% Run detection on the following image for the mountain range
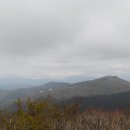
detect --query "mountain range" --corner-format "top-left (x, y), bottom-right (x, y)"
top-left (1, 75), bottom-right (130, 110)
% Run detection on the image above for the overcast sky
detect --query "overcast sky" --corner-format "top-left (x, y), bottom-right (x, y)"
top-left (0, 0), bottom-right (130, 80)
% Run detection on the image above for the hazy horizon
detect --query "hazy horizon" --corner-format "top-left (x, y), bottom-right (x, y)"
top-left (0, 75), bottom-right (129, 90)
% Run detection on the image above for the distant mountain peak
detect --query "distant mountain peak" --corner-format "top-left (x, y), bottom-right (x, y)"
top-left (98, 75), bottom-right (121, 80)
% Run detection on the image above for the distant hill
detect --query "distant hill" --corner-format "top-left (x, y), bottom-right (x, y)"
top-left (0, 82), bottom-right (70, 109)
top-left (38, 76), bottom-right (130, 100)
top-left (1, 75), bottom-right (130, 110)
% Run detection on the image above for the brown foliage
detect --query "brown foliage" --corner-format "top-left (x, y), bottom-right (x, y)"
top-left (0, 99), bottom-right (130, 130)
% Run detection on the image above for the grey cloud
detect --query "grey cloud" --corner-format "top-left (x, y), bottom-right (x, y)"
top-left (0, 0), bottom-right (130, 79)
top-left (0, 0), bottom-right (81, 56)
